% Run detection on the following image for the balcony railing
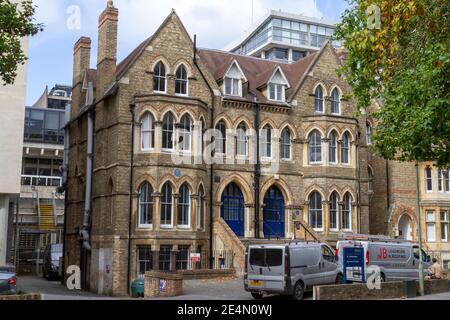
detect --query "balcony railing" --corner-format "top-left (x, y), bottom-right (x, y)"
top-left (21, 175), bottom-right (62, 187)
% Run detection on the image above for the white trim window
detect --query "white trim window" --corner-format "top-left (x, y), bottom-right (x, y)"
top-left (261, 125), bottom-right (272, 158)
top-left (329, 192), bottom-right (339, 231)
top-left (445, 168), bottom-right (450, 192)
top-left (331, 88), bottom-right (341, 114)
top-left (368, 167), bottom-right (374, 193)
top-left (342, 193), bottom-right (352, 231)
top-left (175, 65), bottom-right (188, 96)
top-left (140, 113), bottom-right (155, 151)
top-left (224, 77), bottom-right (241, 96)
top-left (138, 182), bottom-right (153, 228)
top-left (426, 211), bottom-right (436, 242)
top-left (177, 184), bottom-right (190, 228)
top-left (162, 112), bottom-right (175, 151)
top-left (269, 83), bottom-right (285, 102)
top-left (341, 132), bottom-right (350, 164)
top-left (366, 122), bottom-right (372, 145)
top-left (236, 122), bottom-right (248, 157)
top-left (308, 130), bottom-right (322, 164)
top-left (215, 121), bottom-right (227, 155)
top-left (441, 211), bottom-right (449, 242)
top-left (309, 191), bottom-right (323, 231)
top-left (425, 167), bottom-right (433, 192)
top-left (314, 85), bottom-right (324, 112)
top-left (178, 114), bottom-right (192, 153)
top-left (153, 61), bottom-right (167, 93)
top-left (438, 168), bottom-right (444, 192)
top-left (160, 183), bottom-right (173, 228)
top-left (328, 131), bottom-right (337, 164)
top-left (280, 128), bottom-right (292, 160)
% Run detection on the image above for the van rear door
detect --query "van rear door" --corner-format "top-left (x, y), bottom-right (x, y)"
top-left (247, 247), bottom-right (266, 290)
top-left (263, 248), bottom-right (285, 291)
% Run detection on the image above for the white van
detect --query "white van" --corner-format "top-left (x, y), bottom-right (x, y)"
top-left (336, 234), bottom-right (432, 282)
top-left (244, 242), bottom-right (342, 300)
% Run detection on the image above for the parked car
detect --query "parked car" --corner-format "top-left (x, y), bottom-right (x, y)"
top-left (336, 235), bottom-right (432, 282)
top-left (244, 242), bottom-right (342, 300)
top-left (0, 266), bottom-right (17, 294)
top-left (43, 243), bottom-right (63, 281)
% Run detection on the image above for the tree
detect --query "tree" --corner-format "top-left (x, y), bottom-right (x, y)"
top-left (0, 0), bottom-right (42, 85)
top-left (333, 0), bottom-right (450, 166)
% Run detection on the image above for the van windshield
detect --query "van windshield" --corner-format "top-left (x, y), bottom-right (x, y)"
top-left (249, 249), bottom-right (283, 267)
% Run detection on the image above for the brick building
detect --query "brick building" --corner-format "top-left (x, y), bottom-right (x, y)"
top-left (65, 1), bottom-right (371, 296)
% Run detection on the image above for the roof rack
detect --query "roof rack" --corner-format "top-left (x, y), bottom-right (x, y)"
top-left (338, 233), bottom-right (418, 244)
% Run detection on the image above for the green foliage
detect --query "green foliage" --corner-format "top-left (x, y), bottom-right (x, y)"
top-left (0, 0), bottom-right (43, 85)
top-left (334, 0), bottom-right (450, 166)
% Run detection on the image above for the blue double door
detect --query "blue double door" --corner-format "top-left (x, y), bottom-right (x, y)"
top-left (263, 186), bottom-right (285, 238)
top-left (221, 183), bottom-right (285, 238)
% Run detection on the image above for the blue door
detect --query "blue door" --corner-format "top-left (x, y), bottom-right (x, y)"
top-left (221, 183), bottom-right (245, 237)
top-left (263, 186), bottom-right (285, 238)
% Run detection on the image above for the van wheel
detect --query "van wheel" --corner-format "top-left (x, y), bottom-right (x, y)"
top-left (335, 274), bottom-right (344, 284)
top-left (293, 282), bottom-right (305, 300)
top-left (251, 293), bottom-right (263, 300)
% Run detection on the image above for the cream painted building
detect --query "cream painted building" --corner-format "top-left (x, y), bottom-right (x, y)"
top-left (0, 32), bottom-right (29, 265)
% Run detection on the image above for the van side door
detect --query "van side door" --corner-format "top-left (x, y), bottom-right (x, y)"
top-left (320, 245), bottom-right (338, 284)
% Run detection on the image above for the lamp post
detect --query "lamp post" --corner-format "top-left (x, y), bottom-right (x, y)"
top-left (415, 161), bottom-right (425, 296)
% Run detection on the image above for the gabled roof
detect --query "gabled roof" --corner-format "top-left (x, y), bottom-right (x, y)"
top-left (116, 36), bottom-right (153, 80)
top-left (197, 47), bottom-right (320, 104)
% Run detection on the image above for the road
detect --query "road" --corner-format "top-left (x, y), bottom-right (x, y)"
top-left (18, 275), bottom-right (312, 300)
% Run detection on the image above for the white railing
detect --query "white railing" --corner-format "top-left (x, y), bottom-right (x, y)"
top-left (21, 175), bottom-right (63, 187)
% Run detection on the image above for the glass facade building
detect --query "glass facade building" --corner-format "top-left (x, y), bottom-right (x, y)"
top-left (24, 107), bottom-right (65, 144)
top-left (229, 12), bottom-right (341, 63)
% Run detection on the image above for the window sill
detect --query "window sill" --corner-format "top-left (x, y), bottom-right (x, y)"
top-left (175, 93), bottom-right (189, 97)
top-left (160, 225), bottom-right (173, 229)
top-left (154, 91), bottom-right (167, 95)
top-left (137, 225), bottom-right (153, 230)
top-left (177, 225), bottom-right (191, 230)
top-left (140, 149), bottom-right (155, 153)
top-left (162, 149), bottom-right (175, 154)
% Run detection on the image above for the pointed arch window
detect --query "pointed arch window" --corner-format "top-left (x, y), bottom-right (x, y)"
top-left (331, 88), bottom-right (340, 114)
top-left (160, 183), bottom-right (173, 227)
top-left (140, 113), bottom-right (155, 151)
top-left (138, 182), bottom-right (153, 227)
top-left (281, 128), bottom-right (292, 160)
top-left (215, 121), bottom-right (227, 155)
top-left (153, 61), bottom-right (167, 93)
top-left (309, 191), bottom-right (323, 230)
top-left (175, 65), bottom-right (188, 95)
top-left (368, 167), bottom-right (374, 193)
top-left (162, 112), bottom-right (175, 151)
top-left (315, 85), bottom-right (324, 112)
top-left (261, 125), bottom-right (272, 158)
top-left (343, 193), bottom-right (352, 231)
top-left (236, 122), bottom-right (248, 157)
top-left (341, 132), bottom-right (350, 164)
top-left (308, 130), bottom-right (322, 163)
top-left (329, 192), bottom-right (339, 231)
top-left (328, 131), bottom-right (337, 163)
top-left (366, 122), bottom-right (372, 145)
top-left (177, 184), bottom-right (190, 227)
top-left (178, 114), bottom-right (192, 152)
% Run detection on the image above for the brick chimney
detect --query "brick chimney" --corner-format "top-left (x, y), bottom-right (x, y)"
top-left (97, 0), bottom-right (118, 98)
top-left (72, 37), bottom-right (91, 118)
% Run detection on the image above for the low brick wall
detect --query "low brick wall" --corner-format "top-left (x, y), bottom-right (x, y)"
top-left (177, 269), bottom-right (236, 280)
top-left (0, 293), bottom-right (42, 301)
top-left (313, 279), bottom-right (450, 300)
top-left (144, 271), bottom-right (183, 298)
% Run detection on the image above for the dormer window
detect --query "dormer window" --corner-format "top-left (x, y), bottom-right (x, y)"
top-left (223, 61), bottom-right (245, 97)
top-left (267, 68), bottom-right (289, 102)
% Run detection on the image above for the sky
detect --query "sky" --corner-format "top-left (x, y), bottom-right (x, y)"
top-left (26, 0), bottom-right (348, 105)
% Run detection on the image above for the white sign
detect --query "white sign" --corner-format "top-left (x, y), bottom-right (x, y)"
top-left (190, 253), bottom-right (201, 263)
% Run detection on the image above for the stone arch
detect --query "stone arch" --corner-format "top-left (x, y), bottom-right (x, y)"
top-left (305, 125), bottom-right (326, 140)
top-left (260, 118), bottom-right (277, 130)
top-left (341, 186), bottom-right (357, 202)
top-left (329, 84), bottom-right (343, 97)
top-left (161, 108), bottom-right (177, 123)
top-left (312, 81), bottom-right (328, 97)
top-left (304, 185), bottom-right (326, 201)
top-left (233, 115), bottom-right (253, 130)
top-left (391, 205), bottom-right (417, 240)
top-left (173, 59), bottom-right (192, 77)
top-left (157, 175), bottom-right (177, 193)
top-left (179, 110), bottom-right (196, 124)
top-left (151, 57), bottom-right (171, 75)
top-left (279, 122), bottom-right (298, 140)
top-left (339, 129), bottom-right (356, 142)
top-left (260, 178), bottom-right (294, 206)
top-left (327, 126), bottom-right (341, 139)
top-left (216, 174), bottom-right (253, 204)
top-left (214, 114), bottom-right (233, 129)
top-left (176, 176), bottom-right (195, 193)
top-left (137, 108), bottom-right (157, 123)
top-left (134, 174), bottom-right (157, 193)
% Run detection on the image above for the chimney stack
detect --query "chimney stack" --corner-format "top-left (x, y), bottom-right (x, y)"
top-left (72, 36), bottom-right (91, 118)
top-left (97, 0), bottom-right (118, 97)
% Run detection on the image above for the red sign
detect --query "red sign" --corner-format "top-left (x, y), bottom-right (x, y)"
top-left (190, 253), bottom-right (201, 263)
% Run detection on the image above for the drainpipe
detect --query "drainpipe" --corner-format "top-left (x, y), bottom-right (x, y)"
top-left (251, 94), bottom-right (261, 239)
top-left (80, 109), bottom-right (94, 288)
top-left (60, 103), bottom-right (70, 285)
top-left (127, 102), bottom-right (136, 295)
top-left (356, 130), bottom-right (361, 233)
top-left (193, 35), bottom-right (215, 268)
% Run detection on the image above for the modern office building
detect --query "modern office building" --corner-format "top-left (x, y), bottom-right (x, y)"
top-left (12, 84), bottom-right (70, 273)
top-left (225, 10), bottom-right (340, 63)
top-left (0, 20), bottom-right (29, 266)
